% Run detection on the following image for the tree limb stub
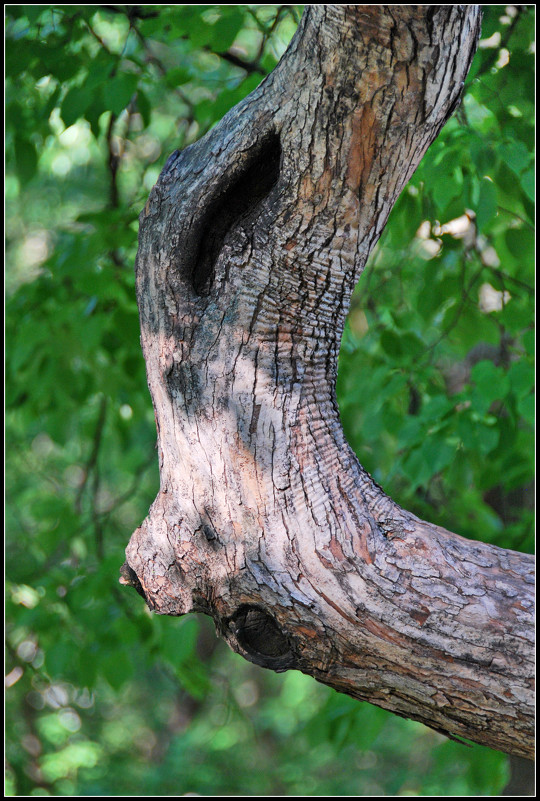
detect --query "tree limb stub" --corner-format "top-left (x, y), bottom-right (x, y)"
top-left (123, 6), bottom-right (534, 758)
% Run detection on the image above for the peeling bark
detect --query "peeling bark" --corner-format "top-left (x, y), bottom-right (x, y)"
top-left (122, 5), bottom-right (534, 758)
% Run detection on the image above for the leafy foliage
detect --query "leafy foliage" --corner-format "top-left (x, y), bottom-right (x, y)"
top-left (6, 5), bottom-right (533, 797)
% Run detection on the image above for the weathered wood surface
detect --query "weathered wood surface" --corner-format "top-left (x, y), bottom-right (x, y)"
top-left (122, 6), bottom-right (534, 758)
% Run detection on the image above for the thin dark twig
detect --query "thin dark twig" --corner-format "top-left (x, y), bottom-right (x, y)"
top-left (254, 5), bottom-right (289, 64)
top-left (106, 112), bottom-right (120, 209)
top-left (83, 17), bottom-right (113, 53)
top-left (39, 448), bottom-right (156, 573)
top-left (473, 7), bottom-right (524, 80)
top-left (128, 20), bottom-right (195, 112)
top-left (424, 262), bottom-right (485, 357)
top-left (75, 396), bottom-right (108, 514)
top-left (489, 266), bottom-right (533, 295)
top-left (101, 5), bottom-right (159, 20)
top-left (218, 50), bottom-right (266, 76)
top-left (91, 456), bottom-right (105, 560)
top-left (497, 206), bottom-right (534, 231)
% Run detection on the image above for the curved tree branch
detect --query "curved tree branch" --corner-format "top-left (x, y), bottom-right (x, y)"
top-left (122, 5), bottom-right (534, 758)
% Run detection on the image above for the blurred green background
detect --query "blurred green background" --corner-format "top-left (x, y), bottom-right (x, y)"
top-left (5, 5), bottom-right (534, 797)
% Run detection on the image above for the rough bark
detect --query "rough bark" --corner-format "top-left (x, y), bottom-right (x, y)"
top-left (121, 5), bottom-right (535, 759)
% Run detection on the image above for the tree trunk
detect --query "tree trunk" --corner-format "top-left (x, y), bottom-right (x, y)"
top-left (121, 5), bottom-right (534, 759)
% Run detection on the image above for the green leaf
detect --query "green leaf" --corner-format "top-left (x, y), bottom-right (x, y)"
top-left (420, 395), bottom-right (454, 421)
top-left (475, 177), bottom-right (497, 232)
top-left (398, 416), bottom-right (425, 447)
top-left (469, 140), bottom-right (497, 175)
top-left (186, 19), bottom-right (215, 49)
top-left (432, 169), bottom-right (462, 212)
top-left (174, 658), bottom-right (212, 699)
top-left (84, 53), bottom-right (115, 92)
top-left (6, 39), bottom-right (35, 78)
top-left (420, 437), bottom-right (456, 475)
top-left (101, 648), bottom-right (134, 690)
top-left (23, 6), bottom-right (46, 24)
top-left (505, 226), bottom-right (534, 267)
top-left (497, 140), bottom-right (531, 176)
top-left (380, 330), bottom-right (402, 358)
top-left (476, 424), bottom-right (500, 455)
top-left (102, 73), bottom-right (139, 115)
top-left (517, 393), bottom-right (534, 425)
top-left (210, 8), bottom-right (245, 52)
top-left (46, 640), bottom-right (76, 679)
top-left (498, 298), bottom-right (533, 334)
top-left (508, 360), bottom-right (534, 399)
top-left (165, 66), bottom-right (192, 87)
top-left (470, 360), bottom-right (510, 415)
top-left (13, 136), bottom-right (38, 185)
top-left (401, 447), bottom-right (431, 490)
top-left (61, 84), bottom-right (94, 128)
top-left (523, 329), bottom-right (534, 357)
top-left (520, 168), bottom-right (534, 201)
top-left (159, 616), bottom-right (199, 665)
